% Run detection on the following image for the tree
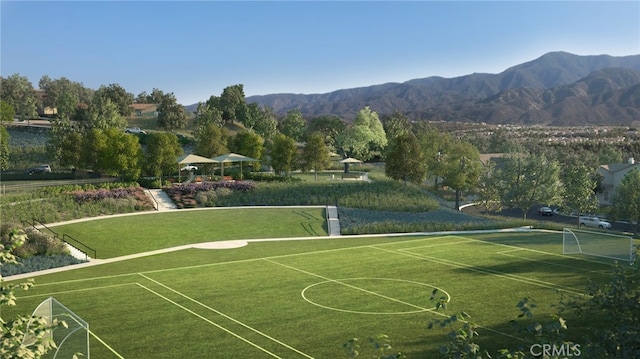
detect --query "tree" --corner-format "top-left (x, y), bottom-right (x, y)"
top-left (562, 164), bottom-right (599, 227)
top-left (88, 97), bottom-right (127, 129)
top-left (299, 133), bottom-right (330, 182)
top-left (135, 88), bottom-right (165, 104)
top-left (1, 228), bottom-right (64, 358)
top-left (611, 168), bottom-right (640, 235)
top-left (79, 128), bottom-right (108, 171)
top-left (0, 100), bottom-right (15, 123)
top-left (384, 132), bottom-right (426, 185)
top-left (99, 128), bottom-right (142, 180)
top-left (487, 152), bottom-right (563, 218)
top-left (441, 140), bottom-right (482, 211)
top-left (270, 134), bottom-right (298, 175)
top-left (341, 106), bottom-right (387, 160)
top-left (230, 131), bottom-right (264, 173)
top-left (213, 84), bottom-right (246, 124)
top-left (417, 127), bottom-right (453, 190)
top-left (38, 76), bottom-right (89, 120)
top-left (382, 110), bottom-right (411, 143)
top-left (244, 103), bottom-right (278, 141)
top-left (194, 102), bottom-right (224, 129)
top-left (0, 125), bottom-right (9, 170)
top-left (194, 123), bottom-right (229, 158)
top-left (93, 83), bottom-right (134, 117)
top-left (279, 109), bottom-right (306, 142)
top-left (144, 132), bottom-right (183, 180)
top-left (157, 93), bottom-right (187, 131)
top-left (0, 74), bottom-right (38, 121)
top-left (305, 115), bottom-right (347, 154)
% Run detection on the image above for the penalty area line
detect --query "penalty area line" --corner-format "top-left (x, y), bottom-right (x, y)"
top-left (90, 330), bottom-right (124, 359)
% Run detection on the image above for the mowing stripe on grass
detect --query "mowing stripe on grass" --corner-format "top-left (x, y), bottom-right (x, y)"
top-left (136, 282), bottom-right (284, 358)
top-left (377, 245), bottom-right (586, 296)
top-left (496, 250), bottom-right (611, 276)
top-left (138, 274), bottom-right (314, 359)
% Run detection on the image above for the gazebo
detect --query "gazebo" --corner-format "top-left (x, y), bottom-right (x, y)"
top-left (339, 157), bottom-right (363, 173)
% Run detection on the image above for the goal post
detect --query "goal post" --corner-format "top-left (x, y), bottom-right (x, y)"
top-left (23, 296), bottom-right (90, 358)
top-left (563, 228), bottom-right (635, 265)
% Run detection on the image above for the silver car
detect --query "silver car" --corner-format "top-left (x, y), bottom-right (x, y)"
top-left (579, 216), bottom-right (611, 229)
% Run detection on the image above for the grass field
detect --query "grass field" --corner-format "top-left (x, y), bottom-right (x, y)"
top-left (6, 214), bottom-right (626, 358)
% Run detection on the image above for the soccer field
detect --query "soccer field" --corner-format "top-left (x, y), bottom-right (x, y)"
top-left (7, 228), bottom-right (622, 358)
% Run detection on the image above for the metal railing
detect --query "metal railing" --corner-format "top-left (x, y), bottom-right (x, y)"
top-left (31, 218), bottom-right (96, 260)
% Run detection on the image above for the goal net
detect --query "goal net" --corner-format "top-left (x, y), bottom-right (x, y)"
top-left (23, 296), bottom-right (90, 358)
top-left (563, 228), bottom-right (635, 264)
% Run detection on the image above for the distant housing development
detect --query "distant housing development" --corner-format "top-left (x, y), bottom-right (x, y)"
top-left (597, 158), bottom-right (639, 205)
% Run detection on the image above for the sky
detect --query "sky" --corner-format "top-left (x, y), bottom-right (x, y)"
top-left (1, 1), bottom-right (639, 105)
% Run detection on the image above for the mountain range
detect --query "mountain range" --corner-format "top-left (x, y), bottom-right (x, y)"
top-left (244, 52), bottom-right (640, 126)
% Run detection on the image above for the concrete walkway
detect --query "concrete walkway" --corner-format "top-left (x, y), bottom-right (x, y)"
top-left (145, 188), bottom-right (177, 210)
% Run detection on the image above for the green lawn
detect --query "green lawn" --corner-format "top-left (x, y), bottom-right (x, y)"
top-left (48, 207), bottom-right (328, 258)
top-left (5, 227), bottom-right (620, 358)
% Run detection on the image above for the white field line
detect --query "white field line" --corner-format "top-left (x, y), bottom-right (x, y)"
top-left (17, 283), bottom-right (139, 300)
top-left (135, 282), bottom-right (284, 358)
top-left (138, 274), bottom-right (314, 359)
top-left (263, 258), bottom-right (438, 314)
top-left (372, 246), bottom-right (586, 296)
top-left (397, 239), bottom-right (475, 251)
top-left (264, 258), bottom-right (528, 343)
top-left (89, 330), bottom-right (125, 359)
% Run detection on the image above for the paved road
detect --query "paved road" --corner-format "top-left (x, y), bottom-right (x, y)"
top-left (461, 204), bottom-right (637, 235)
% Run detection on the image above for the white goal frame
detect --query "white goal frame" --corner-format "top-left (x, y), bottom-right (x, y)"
top-left (563, 228), bottom-right (635, 265)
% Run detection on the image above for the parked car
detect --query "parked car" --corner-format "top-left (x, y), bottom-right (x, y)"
top-left (537, 206), bottom-right (553, 216)
top-left (26, 164), bottom-right (52, 174)
top-left (125, 127), bottom-right (147, 134)
top-left (180, 164), bottom-right (198, 172)
top-left (579, 216), bottom-right (611, 229)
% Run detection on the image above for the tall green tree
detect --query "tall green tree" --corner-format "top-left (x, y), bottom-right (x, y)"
top-left (305, 115), bottom-right (347, 154)
top-left (441, 139), bottom-right (482, 211)
top-left (384, 132), bottom-right (426, 186)
top-left (144, 132), bottom-right (183, 180)
top-left (79, 128), bottom-right (108, 171)
top-left (0, 74), bottom-right (38, 121)
top-left (230, 131), bottom-right (264, 172)
top-left (215, 84), bottom-right (246, 124)
top-left (562, 164), bottom-right (599, 227)
top-left (194, 103), bottom-right (224, 129)
top-left (88, 97), bottom-right (127, 129)
top-left (93, 83), bottom-right (134, 117)
top-left (279, 109), bottom-right (306, 142)
top-left (382, 110), bottom-right (412, 143)
top-left (194, 123), bottom-right (229, 158)
top-left (489, 152), bottom-right (563, 218)
top-left (611, 168), bottom-right (640, 235)
top-left (270, 134), bottom-right (298, 175)
top-left (299, 133), bottom-right (330, 182)
top-left (417, 127), bottom-right (453, 190)
top-left (38, 76), bottom-right (89, 120)
top-left (341, 106), bottom-right (387, 160)
top-left (99, 128), bottom-right (142, 180)
top-left (135, 88), bottom-right (165, 104)
top-left (157, 93), bottom-right (187, 131)
top-left (0, 100), bottom-right (15, 123)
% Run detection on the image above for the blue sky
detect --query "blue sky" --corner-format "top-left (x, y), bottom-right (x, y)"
top-left (2, 1), bottom-right (639, 105)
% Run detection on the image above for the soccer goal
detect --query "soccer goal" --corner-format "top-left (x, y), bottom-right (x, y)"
top-left (23, 296), bottom-right (90, 358)
top-left (563, 228), bottom-right (635, 265)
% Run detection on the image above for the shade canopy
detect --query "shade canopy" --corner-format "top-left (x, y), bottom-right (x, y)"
top-left (339, 157), bottom-right (362, 173)
top-left (210, 153), bottom-right (260, 178)
top-left (339, 157), bottom-right (363, 164)
top-left (177, 153), bottom-right (218, 164)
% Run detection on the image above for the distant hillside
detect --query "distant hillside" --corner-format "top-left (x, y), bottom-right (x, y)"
top-left (243, 52), bottom-right (640, 126)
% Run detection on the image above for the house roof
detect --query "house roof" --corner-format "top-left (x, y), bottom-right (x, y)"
top-left (599, 162), bottom-right (639, 174)
top-left (130, 103), bottom-right (158, 111)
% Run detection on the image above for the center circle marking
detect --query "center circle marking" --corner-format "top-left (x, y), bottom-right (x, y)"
top-left (301, 277), bottom-right (450, 315)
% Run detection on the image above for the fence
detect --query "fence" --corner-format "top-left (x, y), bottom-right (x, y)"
top-left (0, 177), bottom-right (118, 195)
